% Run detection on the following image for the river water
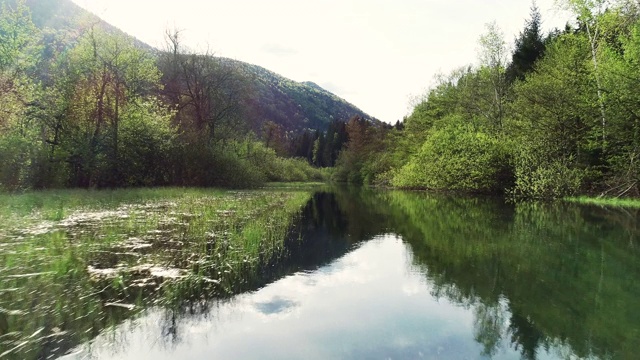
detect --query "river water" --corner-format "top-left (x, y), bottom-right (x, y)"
top-left (5, 187), bottom-right (640, 359)
top-left (58, 188), bottom-right (640, 359)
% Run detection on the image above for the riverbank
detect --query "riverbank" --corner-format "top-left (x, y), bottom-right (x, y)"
top-left (565, 196), bottom-right (640, 209)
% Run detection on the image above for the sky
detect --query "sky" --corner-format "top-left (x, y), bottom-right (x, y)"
top-left (70, 0), bottom-right (574, 123)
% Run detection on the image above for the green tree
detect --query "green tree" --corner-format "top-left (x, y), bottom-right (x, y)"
top-left (508, 31), bottom-right (596, 198)
top-left (0, 0), bottom-right (44, 190)
top-left (392, 116), bottom-right (511, 192)
top-left (61, 28), bottom-right (167, 187)
top-left (561, 0), bottom-right (611, 148)
top-left (598, 14), bottom-right (640, 195)
top-left (478, 22), bottom-right (509, 130)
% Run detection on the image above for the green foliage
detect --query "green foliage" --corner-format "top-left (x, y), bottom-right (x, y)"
top-left (392, 117), bottom-right (511, 192)
top-left (335, 1), bottom-right (640, 198)
top-left (243, 141), bottom-right (325, 183)
top-left (506, 4), bottom-right (546, 83)
top-left (0, 3), bottom-right (342, 192)
top-left (596, 16), bottom-right (640, 196)
top-left (509, 142), bottom-right (585, 199)
top-left (6, 0), bottom-right (640, 200)
top-left (332, 116), bottom-right (388, 185)
top-left (0, 125), bottom-right (40, 190)
top-left (0, 0), bottom-right (46, 191)
top-left (505, 31), bottom-right (596, 198)
top-left (0, 0), bottom-right (39, 73)
top-left (367, 5), bottom-right (640, 198)
top-left (117, 99), bottom-right (177, 186)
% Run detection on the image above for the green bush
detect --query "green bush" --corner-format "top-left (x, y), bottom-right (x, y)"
top-left (117, 100), bottom-right (177, 186)
top-left (0, 131), bottom-right (31, 191)
top-left (509, 143), bottom-right (584, 199)
top-left (212, 147), bottom-right (267, 188)
top-left (239, 141), bottom-right (325, 184)
top-left (392, 118), bottom-right (511, 192)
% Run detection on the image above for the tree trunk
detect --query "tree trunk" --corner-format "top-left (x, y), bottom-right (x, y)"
top-left (586, 21), bottom-right (607, 150)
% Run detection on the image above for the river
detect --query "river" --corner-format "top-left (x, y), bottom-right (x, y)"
top-left (4, 187), bottom-right (640, 359)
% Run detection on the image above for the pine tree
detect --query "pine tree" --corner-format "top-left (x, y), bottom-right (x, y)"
top-left (506, 2), bottom-right (546, 84)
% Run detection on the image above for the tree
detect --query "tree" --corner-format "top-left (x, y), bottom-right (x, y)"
top-left (158, 30), bottom-right (250, 141)
top-left (332, 116), bottom-right (388, 184)
top-left (561, 0), bottom-right (611, 148)
top-left (262, 120), bottom-right (288, 156)
top-left (508, 31), bottom-right (597, 198)
top-left (478, 22), bottom-right (509, 130)
top-left (62, 28), bottom-right (165, 187)
top-left (312, 131), bottom-right (325, 167)
top-left (0, 0), bottom-right (39, 75)
top-left (0, 0), bottom-right (43, 189)
top-left (506, 2), bottom-right (546, 83)
top-left (597, 15), bottom-right (640, 195)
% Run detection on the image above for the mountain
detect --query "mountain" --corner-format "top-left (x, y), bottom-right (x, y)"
top-left (237, 61), bottom-right (378, 132)
top-left (9, 0), bottom-right (153, 50)
top-left (6, 0), bottom-right (377, 133)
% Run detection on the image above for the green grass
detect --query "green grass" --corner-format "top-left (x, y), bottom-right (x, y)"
top-left (565, 196), bottom-right (640, 208)
top-left (264, 181), bottom-right (326, 188)
top-left (0, 187), bottom-right (312, 360)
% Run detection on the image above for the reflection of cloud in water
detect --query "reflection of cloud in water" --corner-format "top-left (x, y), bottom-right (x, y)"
top-left (254, 296), bottom-right (299, 315)
top-left (66, 235), bottom-right (496, 360)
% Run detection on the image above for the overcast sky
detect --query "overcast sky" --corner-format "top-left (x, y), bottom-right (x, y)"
top-left (70, 0), bottom-right (573, 123)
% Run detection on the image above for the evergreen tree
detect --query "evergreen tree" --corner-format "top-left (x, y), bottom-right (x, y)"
top-left (506, 3), bottom-right (546, 84)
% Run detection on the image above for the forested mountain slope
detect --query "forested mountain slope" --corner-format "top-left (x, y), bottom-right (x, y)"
top-left (237, 60), bottom-right (377, 132)
top-left (4, 0), bottom-right (376, 133)
top-left (0, 0), bottom-right (341, 190)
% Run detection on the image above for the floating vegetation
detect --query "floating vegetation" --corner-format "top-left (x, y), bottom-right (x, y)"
top-left (0, 187), bottom-right (311, 360)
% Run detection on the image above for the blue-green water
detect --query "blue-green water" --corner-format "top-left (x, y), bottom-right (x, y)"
top-left (61, 188), bottom-right (639, 359)
top-left (3, 187), bottom-right (639, 359)
top-left (66, 235), bottom-right (505, 359)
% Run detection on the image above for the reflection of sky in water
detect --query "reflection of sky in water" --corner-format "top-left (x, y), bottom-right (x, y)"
top-left (63, 235), bottom-right (566, 360)
top-left (253, 296), bottom-right (299, 315)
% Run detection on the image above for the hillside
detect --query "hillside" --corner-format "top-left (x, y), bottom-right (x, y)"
top-left (2, 0), bottom-right (150, 49)
top-left (5, 0), bottom-right (376, 133)
top-left (237, 60), bottom-right (377, 132)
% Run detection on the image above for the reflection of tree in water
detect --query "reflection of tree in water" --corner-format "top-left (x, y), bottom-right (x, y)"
top-left (379, 191), bottom-right (640, 360)
top-left (474, 301), bottom-right (508, 357)
top-left (146, 187), bottom-right (392, 349)
top-left (66, 189), bottom-right (640, 359)
top-left (509, 311), bottom-right (544, 360)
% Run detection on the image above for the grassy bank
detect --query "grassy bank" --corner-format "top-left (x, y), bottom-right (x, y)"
top-left (565, 196), bottom-right (640, 209)
top-left (0, 187), bottom-right (312, 360)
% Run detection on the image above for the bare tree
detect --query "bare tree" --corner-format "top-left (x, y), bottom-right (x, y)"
top-left (158, 30), bottom-right (251, 141)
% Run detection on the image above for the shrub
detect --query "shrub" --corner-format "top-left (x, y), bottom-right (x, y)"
top-left (392, 118), bottom-right (511, 192)
top-left (509, 143), bottom-right (584, 199)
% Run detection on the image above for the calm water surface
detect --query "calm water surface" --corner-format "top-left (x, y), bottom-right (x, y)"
top-left (4, 188), bottom-right (640, 359)
top-left (66, 235), bottom-right (510, 360)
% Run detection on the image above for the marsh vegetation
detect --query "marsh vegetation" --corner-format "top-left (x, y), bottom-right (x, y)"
top-left (0, 187), bottom-right (314, 359)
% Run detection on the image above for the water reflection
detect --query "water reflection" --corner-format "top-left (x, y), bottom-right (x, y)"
top-left (61, 188), bottom-right (640, 359)
top-left (384, 192), bottom-right (640, 359)
top-left (65, 236), bottom-right (489, 360)
top-left (253, 296), bottom-right (299, 315)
